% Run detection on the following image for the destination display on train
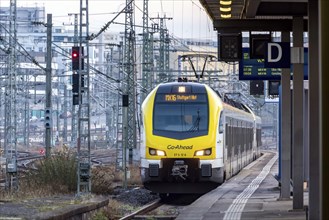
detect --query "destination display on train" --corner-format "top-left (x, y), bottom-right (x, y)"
top-left (156, 94), bottom-right (207, 102)
top-left (239, 48), bottom-right (308, 80)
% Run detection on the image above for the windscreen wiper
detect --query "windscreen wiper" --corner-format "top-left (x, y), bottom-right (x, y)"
top-left (188, 110), bottom-right (201, 132)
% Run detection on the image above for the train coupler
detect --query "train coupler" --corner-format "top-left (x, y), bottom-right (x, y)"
top-left (171, 160), bottom-right (188, 180)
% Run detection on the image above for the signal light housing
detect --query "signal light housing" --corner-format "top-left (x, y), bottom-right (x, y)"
top-left (72, 46), bottom-right (84, 71)
top-left (218, 33), bottom-right (242, 62)
top-left (269, 80), bottom-right (280, 96)
top-left (250, 80), bottom-right (264, 96)
top-left (44, 108), bottom-right (52, 128)
top-left (72, 73), bottom-right (85, 93)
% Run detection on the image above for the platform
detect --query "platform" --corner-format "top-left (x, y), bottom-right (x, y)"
top-left (176, 151), bottom-right (308, 220)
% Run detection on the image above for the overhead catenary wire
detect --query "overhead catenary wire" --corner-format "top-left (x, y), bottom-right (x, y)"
top-left (132, 1), bottom-right (217, 59)
top-left (51, 42), bottom-right (149, 94)
top-left (88, 0), bottom-right (134, 41)
top-left (1, 1), bottom-right (217, 89)
top-left (0, 37), bottom-right (124, 95)
top-left (0, 23), bottom-right (46, 71)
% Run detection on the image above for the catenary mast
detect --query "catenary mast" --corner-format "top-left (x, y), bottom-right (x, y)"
top-left (4, 0), bottom-right (18, 190)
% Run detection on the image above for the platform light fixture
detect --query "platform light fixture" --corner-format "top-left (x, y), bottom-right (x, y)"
top-left (219, 0), bottom-right (232, 19)
top-left (221, 14), bottom-right (232, 18)
top-left (220, 7), bottom-right (231, 12)
top-left (220, 0), bottom-right (231, 5)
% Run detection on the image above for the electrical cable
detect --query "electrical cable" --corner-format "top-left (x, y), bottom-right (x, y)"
top-left (0, 23), bottom-right (45, 71)
top-left (51, 42), bottom-right (148, 93)
top-left (88, 0), bottom-right (134, 41)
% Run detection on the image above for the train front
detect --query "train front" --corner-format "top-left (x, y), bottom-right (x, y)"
top-left (140, 82), bottom-right (223, 195)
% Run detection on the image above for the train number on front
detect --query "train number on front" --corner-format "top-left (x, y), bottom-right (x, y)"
top-left (174, 153), bottom-right (187, 157)
top-left (165, 95), bottom-right (177, 101)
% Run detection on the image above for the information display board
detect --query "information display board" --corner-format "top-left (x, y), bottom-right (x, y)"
top-left (239, 48), bottom-right (308, 80)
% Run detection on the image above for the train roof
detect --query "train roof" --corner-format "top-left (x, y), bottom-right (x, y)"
top-left (222, 95), bottom-right (251, 113)
top-left (156, 82), bottom-right (255, 115)
top-left (156, 82), bottom-right (207, 94)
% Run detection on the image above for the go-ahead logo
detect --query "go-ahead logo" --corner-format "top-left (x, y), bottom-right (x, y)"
top-left (167, 145), bottom-right (193, 150)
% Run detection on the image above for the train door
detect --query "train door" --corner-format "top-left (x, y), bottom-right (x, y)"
top-left (242, 123), bottom-right (245, 167)
top-left (140, 111), bottom-right (146, 159)
top-left (248, 123), bottom-right (253, 163)
top-left (218, 112), bottom-right (224, 165)
top-left (231, 119), bottom-right (236, 175)
top-left (238, 122), bottom-right (242, 171)
top-left (226, 117), bottom-right (233, 178)
top-left (225, 123), bottom-right (230, 179)
top-left (252, 120), bottom-right (257, 159)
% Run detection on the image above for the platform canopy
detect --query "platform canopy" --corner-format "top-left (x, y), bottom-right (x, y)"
top-left (199, 0), bottom-right (308, 32)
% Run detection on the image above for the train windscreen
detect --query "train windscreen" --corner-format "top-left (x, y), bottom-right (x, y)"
top-left (153, 93), bottom-right (208, 139)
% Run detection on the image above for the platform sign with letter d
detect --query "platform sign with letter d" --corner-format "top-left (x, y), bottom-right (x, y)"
top-left (264, 42), bottom-right (290, 68)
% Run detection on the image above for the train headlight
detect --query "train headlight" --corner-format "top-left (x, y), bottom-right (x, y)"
top-left (204, 149), bottom-right (212, 155)
top-left (194, 148), bottom-right (212, 156)
top-left (178, 86), bottom-right (186, 93)
top-left (149, 148), bottom-right (166, 156)
top-left (195, 150), bottom-right (204, 156)
top-left (149, 149), bottom-right (156, 155)
top-left (156, 150), bottom-right (166, 156)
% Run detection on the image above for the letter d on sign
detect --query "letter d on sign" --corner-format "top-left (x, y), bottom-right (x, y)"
top-left (268, 43), bottom-right (282, 62)
top-left (265, 42), bottom-right (290, 68)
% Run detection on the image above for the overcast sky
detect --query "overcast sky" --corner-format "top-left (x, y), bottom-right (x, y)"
top-left (1, 0), bottom-right (217, 40)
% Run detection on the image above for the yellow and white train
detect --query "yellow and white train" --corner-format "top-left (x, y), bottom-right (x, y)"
top-left (140, 82), bottom-right (261, 197)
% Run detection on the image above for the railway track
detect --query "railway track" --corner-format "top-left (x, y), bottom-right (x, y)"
top-left (120, 194), bottom-right (202, 220)
top-left (0, 148), bottom-right (115, 187)
top-left (120, 199), bottom-right (163, 220)
top-left (0, 154), bottom-right (44, 187)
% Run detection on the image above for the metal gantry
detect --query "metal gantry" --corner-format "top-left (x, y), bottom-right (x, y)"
top-left (105, 47), bottom-right (113, 145)
top-left (45, 14), bottom-right (53, 158)
top-left (116, 42), bottom-right (124, 170)
top-left (149, 25), bottom-right (155, 87)
top-left (164, 30), bottom-right (172, 81)
top-left (4, 0), bottom-right (18, 190)
top-left (77, 0), bottom-right (91, 195)
top-left (70, 13), bottom-right (79, 148)
top-left (159, 17), bottom-right (165, 82)
top-left (23, 71), bottom-right (30, 147)
top-left (106, 44), bottom-right (121, 147)
top-left (123, 0), bottom-right (136, 164)
top-left (141, 0), bottom-right (151, 102)
top-left (150, 15), bottom-right (172, 84)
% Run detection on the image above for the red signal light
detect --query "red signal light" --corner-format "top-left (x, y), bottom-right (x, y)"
top-left (71, 46), bottom-right (84, 71)
top-left (72, 52), bottom-right (78, 58)
top-left (72, 46), bottom-right (79, 59)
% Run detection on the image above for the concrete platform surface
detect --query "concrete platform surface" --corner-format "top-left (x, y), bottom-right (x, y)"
top-left (176, 151), bottom-right (308, 220)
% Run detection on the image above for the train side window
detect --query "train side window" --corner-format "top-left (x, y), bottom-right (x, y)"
top-left (225, 123), bottom-right (229, 146)
top-left (140, 111), bottom-right (144, 126)
top-left (219, 113), bottom-right (224, 134)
